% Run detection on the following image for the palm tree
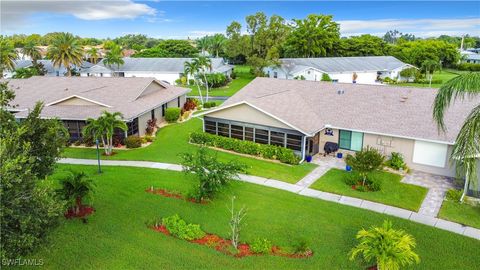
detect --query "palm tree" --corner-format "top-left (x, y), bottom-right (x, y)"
top-left (21, 40), bottom-right (42, 65)
top-left (184, 60), bottom-right (204, 104)
top-left (47, 32), bottom-right (83, 76)
top-left (87, 47), bottom-right (100, 64)
top-left (209, 34), bottom-right (227, 58)
top-left (350, 220), bottom-right (420, 270)
top-left (421, 59), bottom-right (441, 87)
top-left (57, 170), bottom-right (95, 215)
top-left (193, 56), bottom-right (212, 102)
top-left (0, 36), bottom-right (18, 75)
top-left (196, 36), bottom-right (210, 56)
top-left (83, 111), bottom-right (128, 156)
top-left (103, 45), bottom-right (124, 76)
top-left (433, 72), bottom-right (480, 201)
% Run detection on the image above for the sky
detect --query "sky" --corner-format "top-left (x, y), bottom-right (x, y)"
top-left (1, 1), bottom-right (479, 39)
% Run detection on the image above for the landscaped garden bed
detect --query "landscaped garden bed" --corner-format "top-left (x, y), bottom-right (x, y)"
top-left (145, 187), bottom-right (208, 204)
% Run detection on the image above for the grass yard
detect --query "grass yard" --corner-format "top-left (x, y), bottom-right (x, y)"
top-left (188, 65), bottom-right (255, 97)
top-left (310, 169), bottom-right (428, 211)
top-left (63, 118), bottom-right (316, 183)
top-left (24, 164), bottom-right (480, 270)
top-left (438, 200), bottom-right (480, 229)
top-left (396, 70), bottom-right (460, 88)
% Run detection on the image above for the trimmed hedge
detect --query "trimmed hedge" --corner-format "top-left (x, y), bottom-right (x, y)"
top-left (455, 63), bottom-right (480, 71)
top-left (165, 107), bottom-right (181, 123)
top-left (203, 101), bottom-right (217, 108)
top-left (190, 131), bottom-right (300, 165)
top-left (125, 135), bottom-right (142, 148)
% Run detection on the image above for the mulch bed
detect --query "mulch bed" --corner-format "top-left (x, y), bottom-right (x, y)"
top-left (150, 225), bottom-right (313, 259)
top-left (145, 188), bottom-right (208, 204)
top-left (64, 205), bottom-right (94, 219)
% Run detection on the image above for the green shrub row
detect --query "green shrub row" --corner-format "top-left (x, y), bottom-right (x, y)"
top-left (203, 101), bottom-right (217, 108)
top-left (413, 78), bottom-right (443, 84)
top-left (162, 214), bottom-right (205, 241)
top-left (454, 63), bottom-right (480, 71)
top-left (165, 107), bottom-right (181, 123)
top-left (189, 131), bottom-right (300, 165)
top-left (125, 135), bottom-right (142, 148)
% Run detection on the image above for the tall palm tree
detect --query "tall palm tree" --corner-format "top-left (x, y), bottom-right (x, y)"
top-left (21, 40), bottom-right (42, 65)
top-left (196, 36), bottom-right (210, 56)
top-left (421, 59), bottom-right (441, 87)
top-left (433, 72), bottom-right (480, 201)
top-left (83, 111), bottom-right (128, 156)
top-left (193, 56), bottom-right (212, 102)
top-left (209, 34), bottom-right (227, 58)
top-left (103, 45), bottom-right (124, 76)
top-left (47, 32), bottom-right (83, 76)
top-left (57, 170), bottom-right (95, 215)
top-left (350, 220), bottom-right (420, 270)
top-left (184, 60), bottom-right (204, 104)
top-left (87, 47), bottom-right (100, 64)
top-left (0, 36), bottom-right (18, 75)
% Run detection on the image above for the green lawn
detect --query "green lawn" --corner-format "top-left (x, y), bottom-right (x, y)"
top-left (310, 169), bottom-right (428, 211)
top-left (25, 164), bottom-right (480, 269)
top-left (188, 65), bottom-right (255, 97)
top-left (63, 118), bottom-right (316, 183)
top-left (397, 70), bottom-right (460, 88)
top-left (438, 200), bottom-right (480, 229)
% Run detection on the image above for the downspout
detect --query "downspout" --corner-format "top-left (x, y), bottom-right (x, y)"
top-left (299, 135), bottom-right (309, 163)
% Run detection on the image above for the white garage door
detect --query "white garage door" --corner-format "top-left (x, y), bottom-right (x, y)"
top-left (412, 140), bottom-right (448, 167)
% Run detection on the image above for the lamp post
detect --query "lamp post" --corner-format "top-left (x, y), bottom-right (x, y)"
top-left (96, 138), bottom-right (102, 174)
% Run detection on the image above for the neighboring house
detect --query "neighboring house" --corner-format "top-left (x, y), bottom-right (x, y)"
top-left (198, 78), bottom-right (479, 179)
top-left (264, 56), bottom-right (415, 84)
top-left (460, 50), bottom-right (480, 64)
top-left (80, 57), bottom-right (234, 85)
top-left (3, 60), bottom-right (93, 78)
top-left (6, 77), bottom-right (189, 139)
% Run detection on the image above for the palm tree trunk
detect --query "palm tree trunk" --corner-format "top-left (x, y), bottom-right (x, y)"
top-left (101, 137), bottom-right (108, 155)
top-left (203, 72), bottom-right (210, 102)
top-left (195, 79), bottom-right (204, 105)
top-left (75, 196), bottom-right (82, 214)
top-left (460, 168), bottom-right (469, 203)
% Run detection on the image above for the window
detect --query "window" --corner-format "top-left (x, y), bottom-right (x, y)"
top-left (254, 129), bottom-right (269, 144)
top-left (217, 123), bottom-right (229, 137)
top-left (339, 130), bottom-right (363, 151)
top-left (273, 72), bottom-right (278, 78)
top-left (205, 120), bottom-right (216, 134)
top-left (151, 110), bottom-right (155, 120)
top-left (162, 104), bottom-right (166, 116)
top-left (412, 140), bottom-right (448, 167)
top-left (231, 125), bottom-right (243, 140)
top-left (177, 97), bottom-right (181, 107)
top-left (287, 134), bottom-right (302, 151)
top-left (245, 127), bottom-right (254, 141)
top-left (332, 79), bottom-right (338, 83)
top-left (127, 118), bottom-right (139, 136)
top-left (270, 131), bottom-right (285, 147)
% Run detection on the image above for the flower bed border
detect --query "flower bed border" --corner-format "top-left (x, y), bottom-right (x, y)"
top-left (145, 188), bottom-right (208, 204)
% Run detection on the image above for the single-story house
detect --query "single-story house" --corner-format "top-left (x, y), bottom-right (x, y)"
top-left (198, 78), bottom-right (479, 180)
top-left (6, 76), bottom-right (189, 139)
top-left (264, 56), bottom-right (415, 84)
top-left (3, 60), bottom-right (93, 78)
top-left (460, 50), bottom-right (480, 64)
top-left (80, 57), bottom-right (234, 85)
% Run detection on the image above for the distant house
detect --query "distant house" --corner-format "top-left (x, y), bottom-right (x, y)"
top-left (3, 60), bottom-right (93, 78)
top-left (80, 57), bottom-right (234, 85)
top-left (264, 56), bottom-right (415, 84)
top-left (460, 50), bottom-right (480, 64)
top-left (6, 77), bottom-right (190, 139)
top-left (198, 78), bottom-right (479, 178)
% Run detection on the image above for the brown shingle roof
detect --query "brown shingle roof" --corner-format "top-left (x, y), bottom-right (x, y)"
top-left (7, 77), bottom-right (190, 120)
top-left (218, 78), bottom-right (478, 144)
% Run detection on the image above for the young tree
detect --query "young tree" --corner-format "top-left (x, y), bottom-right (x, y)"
top-left (181, 148), bottom-right (246, 202)
top-left (350, 220), bottom-right (420, 270)
top-left (346, 146), bottom-right (385, 186)
top-left (228, 196), bottom-right (247, 250)
top-left (57, 171), bottom-right (95, 215)
top-left (47, 32), bottom-right (83, 76)
top-left (103, 45), bottom-right (124, 75)
top-left (433, 73), bottom-right (480, 201)
top-left (193, 56), bottom-right (212, 102)
top-left (421, 59), bottom-right (440, 87)
top-left (83, 111), bottom-right (128, 156)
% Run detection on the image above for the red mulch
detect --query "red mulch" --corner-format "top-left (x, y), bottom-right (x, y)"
top-left (150, 226), bottom-right (312, 259)
top-left (145, 188), bottom-right (208, 204)
top-left (64, 205), bottom-right (94, 219)
top-left (367, 266), bottom-right (378, 270)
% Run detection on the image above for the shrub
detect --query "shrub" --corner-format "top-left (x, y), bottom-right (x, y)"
top-left (189, 132), bottom-right (300, 165)
top-left (146, 118), bottom-right (157, 135)
top-left (188, 79), bottom-right (195, 85)
top-left (344, 172), bottom-right (359, 186)
top-left (203, 101), bottom-right (217, 109)
top-left (346, 146), bottom-right (385, 186)
top-left (165, 107), bottom-right (181, 123)
top-left (386, 152), bottom-right (406, 170)
top-left (413, 78), bottom-right (443, 84)
top-left (73, 139), bottom-right (82, 146)
top-left (161, 214), bottom-right (205, 241)
top-left (251, 238), bottom-right (272, 254)
top-left (321, 73), bottom-right (332, 81)
top-left (293, 238), bottom-right (310, 254)
top-left (112, 136), bottom-right (123, 147)
top-left (125, 135), bottom-right (142, 148)
top-left (83, 136), bottom-right (95, 147)
top-left (455, 63), bottom-right (480, 71)
top-left (367, 175), bottom-right (382, 191)
top-left (144, 135), bottom-right (154, 143)
top-left (230, 71), bottom-right (237, 79)
top-left (399, 67), bottom-right (420, 78)
top-left (356, 185), bottom-right (368, 192)
top-left (205, 73), bottom-right (229, 88)
top-left (446, 189), bottom-right (463, 202)
top-left (183, 98), bottom-right (197, 111)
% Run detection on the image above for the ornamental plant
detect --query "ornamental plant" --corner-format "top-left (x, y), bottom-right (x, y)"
top-left (346, 146), bottom-right (385, 186)
top-left (165, 107), bottom-right (181, 123)
top-left (161, 214), bottom-right (205, 241)
top-left (251, 238), bottom-right (272, 254)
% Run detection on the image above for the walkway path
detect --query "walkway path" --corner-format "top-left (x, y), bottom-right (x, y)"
top-left (58, 158), bottom-right (480, 240)
top-left (295, 155), bottom-right (344, 188)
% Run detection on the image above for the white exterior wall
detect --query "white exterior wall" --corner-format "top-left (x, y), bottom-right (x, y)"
top-left (80, 73), bottom-right (112, 77)
top-left (124, 72), bottom-right (181, 85)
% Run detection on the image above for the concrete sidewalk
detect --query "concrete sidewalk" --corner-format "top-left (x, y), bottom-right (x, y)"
top-left (58, 158), bottom-right (480, 241)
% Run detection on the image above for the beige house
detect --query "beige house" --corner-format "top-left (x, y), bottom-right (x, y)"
top-left (7, 77), bottom-right (189, 139)
top-left (199, 78), bottom-right (479, 179)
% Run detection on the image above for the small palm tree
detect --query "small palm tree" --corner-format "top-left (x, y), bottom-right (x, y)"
top-left (196, 36), bottom-right (210, 55)
top-left (47, 32), bottom-right (83, 76)
top-left (433, 72), bottom-right (480, 201)
top-left (83, 111), bottom-right (128, 156)
top-left (192, 56), bottom-right (212, 102)
top-left (57, 171), bottom-right (95, 215)
top-left (0, 36), bottom-right (18, 75)
top-left (350, 220), bottom-right (420, 270)
top-left (421, 59), bottom-right (440, 87)
top-left (103, 45), bottom-right (124, 76)
top-left (87, 47), bottom-right (100, 64)
top-left (21, 40), bottom-right (42, 65)
top-left (184, 60), bottom-right (204, 104)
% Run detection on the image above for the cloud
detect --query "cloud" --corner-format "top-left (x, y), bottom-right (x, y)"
top-left (338, 18), bottom-right (480, 37)
top-left (1, 0), bottom-right (157, 30)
